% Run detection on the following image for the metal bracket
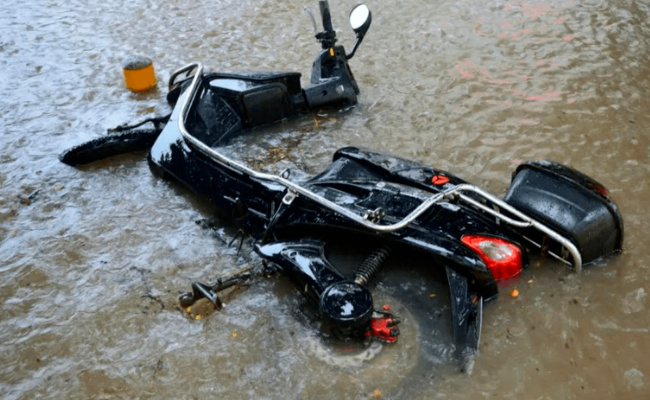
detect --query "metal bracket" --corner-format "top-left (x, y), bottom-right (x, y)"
top-left (363, 207), bottom-right (385, 223)
top-left (282, 190), bottom-right (298, 205)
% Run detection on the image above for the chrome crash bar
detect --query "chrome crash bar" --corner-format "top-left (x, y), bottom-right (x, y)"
top-left (173, 63), bottom-right (582, 272)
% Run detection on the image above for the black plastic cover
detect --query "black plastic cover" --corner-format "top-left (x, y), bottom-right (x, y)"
top-left (504, 160), bottom-right (623, 264)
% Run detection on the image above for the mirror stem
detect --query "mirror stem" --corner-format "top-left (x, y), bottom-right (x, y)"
top-left (346, 34), bottom-right (365, 60)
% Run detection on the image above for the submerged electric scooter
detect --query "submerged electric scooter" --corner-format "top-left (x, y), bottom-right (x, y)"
top-left (61, 1), bottom-right (623, 371)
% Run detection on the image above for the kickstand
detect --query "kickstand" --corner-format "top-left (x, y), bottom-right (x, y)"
top-left (178, 262), bottom-right (279, 311)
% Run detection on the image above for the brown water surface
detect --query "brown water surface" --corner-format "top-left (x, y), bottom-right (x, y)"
top-left (1, 0), bottom-right (648, 399)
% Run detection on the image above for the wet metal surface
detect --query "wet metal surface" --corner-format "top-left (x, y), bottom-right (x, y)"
top-left (1, 0), bottom-right (649, 398)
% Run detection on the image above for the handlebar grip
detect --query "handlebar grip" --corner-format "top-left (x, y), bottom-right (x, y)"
top-left (319, 0), bottom-right (334, 33)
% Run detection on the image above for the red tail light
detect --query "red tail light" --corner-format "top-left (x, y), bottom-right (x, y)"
top-left (461, 235), bottom-right (523, 281)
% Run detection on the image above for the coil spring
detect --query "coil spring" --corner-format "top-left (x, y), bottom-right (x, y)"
top-left (354, 246), bottom-right (391, 286)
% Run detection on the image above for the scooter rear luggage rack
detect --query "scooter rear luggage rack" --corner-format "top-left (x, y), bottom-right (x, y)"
top-left (176, 63), bottom-right (583, 272)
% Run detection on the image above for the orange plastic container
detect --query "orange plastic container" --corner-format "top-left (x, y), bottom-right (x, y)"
top-left (122, 56), bottom-right (156, 92)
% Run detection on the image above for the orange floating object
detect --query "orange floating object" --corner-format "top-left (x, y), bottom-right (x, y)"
top-left (122, 55), bottom-right (156, 92)
top-left (510, 288), bottom-right (519, 298)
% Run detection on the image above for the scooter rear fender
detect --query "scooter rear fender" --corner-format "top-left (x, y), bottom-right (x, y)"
top-left (504, 160), bottom-right (624, 264)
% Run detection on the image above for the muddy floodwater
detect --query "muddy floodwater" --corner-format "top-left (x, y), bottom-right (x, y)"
top-left (1, 0), bottom-right (649, 398)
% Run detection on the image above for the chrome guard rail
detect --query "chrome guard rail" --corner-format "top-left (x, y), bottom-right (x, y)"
top-left (174, 63), bottom-right (582, 272)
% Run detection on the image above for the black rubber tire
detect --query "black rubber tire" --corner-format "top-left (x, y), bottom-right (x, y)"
top-left (59, 128), bottom-right (162, 166)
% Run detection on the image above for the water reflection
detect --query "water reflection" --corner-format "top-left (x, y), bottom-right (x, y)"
top-left (1, 0), bottom-right (649, 399)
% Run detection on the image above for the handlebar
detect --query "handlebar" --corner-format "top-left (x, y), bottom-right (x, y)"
top-left (319, 0), bottom-right (334, 33)
top-left (314, 0), bottom-right (337, 48)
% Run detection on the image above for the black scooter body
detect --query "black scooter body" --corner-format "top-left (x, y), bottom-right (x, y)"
top-left (149, 71), bottom-right (622, 362)
top-left (62, 1), bottom-right (623, 370)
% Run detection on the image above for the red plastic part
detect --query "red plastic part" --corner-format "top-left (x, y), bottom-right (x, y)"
top-left (431, 174), bottom-right (450, 185)
top-left (461, 235), bottom-right (523, 281)
top-left (367, 315), bottom-right (399, 343)
top-left (589, 183), bottom-right (609, 197)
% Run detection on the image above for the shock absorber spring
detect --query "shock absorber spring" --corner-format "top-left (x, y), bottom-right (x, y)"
top-left (354, 246), bottom-right (391, 286)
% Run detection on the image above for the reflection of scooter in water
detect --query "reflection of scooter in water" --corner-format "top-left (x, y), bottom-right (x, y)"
top-left (61, 1), bottom-right (623, 371)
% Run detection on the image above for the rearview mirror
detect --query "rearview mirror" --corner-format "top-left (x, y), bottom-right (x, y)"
top-left (346, 4), bottom-right (371, 59)
top-left (349, 4), bottom-right (371, 35)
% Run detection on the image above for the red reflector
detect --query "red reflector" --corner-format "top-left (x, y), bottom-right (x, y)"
top-left (431, 175), bottom-right (450, 185)
top-left (462, 235), bottom-right (523, 281)
top-left (589, 184), bottom-right (609, 197)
